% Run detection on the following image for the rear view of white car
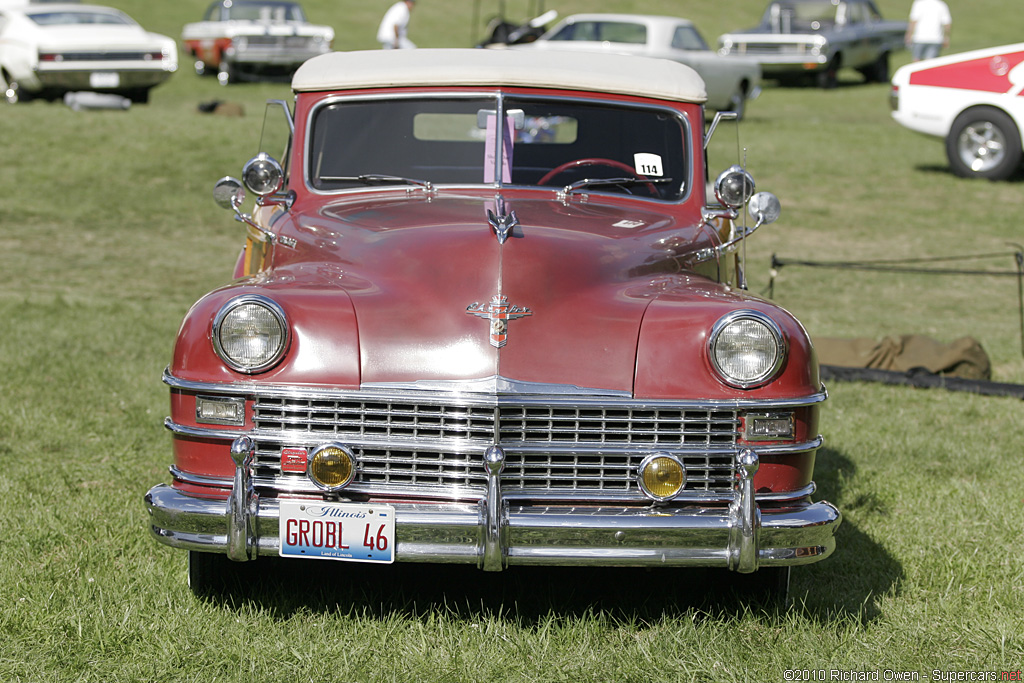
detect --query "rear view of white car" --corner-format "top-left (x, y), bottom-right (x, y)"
top-left (890, 43), bottom-right (1024, 180)
top-left (0, 3), bottom-right (177, 104)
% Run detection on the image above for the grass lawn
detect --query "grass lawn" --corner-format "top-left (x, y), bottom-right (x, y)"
top-left (0, 0), bottom-right (1022, 680)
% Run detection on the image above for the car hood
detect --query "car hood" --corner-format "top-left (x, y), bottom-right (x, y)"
top-left (175, 192), bottom-right (813, 398)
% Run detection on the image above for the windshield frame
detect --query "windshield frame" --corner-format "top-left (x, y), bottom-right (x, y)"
top-left (302, 90), bottom-right (693, 204)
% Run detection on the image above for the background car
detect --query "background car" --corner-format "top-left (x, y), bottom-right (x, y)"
top-left (717, 0), bottom-right (906, 88)
top-left (518, 13), bottom-right (761, 118)
top-left (0, 3), bottom-right (176, 103)
top-left (890, 43), bottom-right (1024, 181)
top-left (182, 0), bottom-right (333, 85)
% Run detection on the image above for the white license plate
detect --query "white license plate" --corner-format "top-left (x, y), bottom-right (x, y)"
top-left (89, 72), bottom-right (120, 88)
top-left (278, 500), bottom-right (395, 563)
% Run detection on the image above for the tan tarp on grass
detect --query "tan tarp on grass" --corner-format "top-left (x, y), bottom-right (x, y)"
top-left (815, 335), bottom-right (991, 381)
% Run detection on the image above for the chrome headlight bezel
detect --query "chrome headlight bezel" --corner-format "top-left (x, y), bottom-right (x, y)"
top-left (708, 310), bottom-right (786, 389)
top-left (212, 295), bottom-right (289, 374)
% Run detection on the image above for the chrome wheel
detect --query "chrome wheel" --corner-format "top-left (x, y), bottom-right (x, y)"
top-left (956, 122), bottom-right (1006, 173)
top-left (946, 108), bottom-right (1022, 180)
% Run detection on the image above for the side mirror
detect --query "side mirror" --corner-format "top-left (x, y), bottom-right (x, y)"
top-left (213, 176), bottom-right (245, 210)
top-left (749, 192), bottom-right (781, 227)
top-left (212, 175), bottom-right (276, 242)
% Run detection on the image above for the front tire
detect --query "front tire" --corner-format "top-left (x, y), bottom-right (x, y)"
top-left (858, 51), bottom-right (889, 83)
top-left (217, 59), bottom-right (236, 86)
top-left (946, 107), bottom-right (1023, 180)
top-left (187, 550), bottom-right (246, 598)
top-left (816, 54), bottom-right (841, 89)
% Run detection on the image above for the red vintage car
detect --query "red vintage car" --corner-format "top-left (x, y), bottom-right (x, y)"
top-left (144, 48), bottom-right (840, 599)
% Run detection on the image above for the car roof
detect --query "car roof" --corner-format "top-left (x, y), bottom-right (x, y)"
top-left (555, 13), bottom-right (695, 28)
top-left (292, 48), bottom-right (708, 103)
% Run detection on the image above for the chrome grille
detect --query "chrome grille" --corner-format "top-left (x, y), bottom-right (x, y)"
top-left (245, 36), bottom-right (315, 48)
top-left (252, 396), bottom-right (739, 498)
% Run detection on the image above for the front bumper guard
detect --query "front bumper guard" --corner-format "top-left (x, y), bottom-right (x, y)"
top-left (145, 438), bottom-right (841, 572)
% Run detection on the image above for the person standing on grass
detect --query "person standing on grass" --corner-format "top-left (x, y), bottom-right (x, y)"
top-left (377, 0), bottom-right (416, 49)
top-left (906, 0), bottom-right (951, 62)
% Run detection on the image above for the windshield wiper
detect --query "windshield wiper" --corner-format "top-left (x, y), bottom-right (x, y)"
top-left (320, 174), bottom-right (434, 191)
top-left (561, 176), bottom-right (675, 196)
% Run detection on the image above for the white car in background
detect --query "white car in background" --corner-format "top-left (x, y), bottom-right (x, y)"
top-left (182, 0), bottom-right (333, 85)
top-left (891, 43), bottom-right (1024, 180)
top-left (0, 3), bottom-right (177, 103)
top-left (519, 13), bottom-right (762, 118)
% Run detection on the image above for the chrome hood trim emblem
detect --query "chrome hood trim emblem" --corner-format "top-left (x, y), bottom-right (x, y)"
top-left (486, 196), bottom-right (519, 245)
top-left (466, 295), bottom-right (532, 348)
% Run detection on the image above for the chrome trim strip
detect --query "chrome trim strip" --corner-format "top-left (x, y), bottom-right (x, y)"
top-left (165, 418), bottom-right (822, 457)
top-left (164, 368), bottom-right (828, 409)
top-left (169, 468), bottom-right (816, 505)
top-left (361, 374), bottom-right (631, 397)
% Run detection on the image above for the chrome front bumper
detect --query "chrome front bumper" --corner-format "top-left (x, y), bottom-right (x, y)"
top-left (145, 438), bottom-right (841, 573)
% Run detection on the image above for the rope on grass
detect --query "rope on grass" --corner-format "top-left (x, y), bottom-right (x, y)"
top-left (765, 247), bottom-right (1024, 357)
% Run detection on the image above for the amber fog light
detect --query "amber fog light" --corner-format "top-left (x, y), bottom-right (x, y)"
top-left (308, 444), bottom-right (355, 492)
top-left (638, 453), bottom-right (685, 501)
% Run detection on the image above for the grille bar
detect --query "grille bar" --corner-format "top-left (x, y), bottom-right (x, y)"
top-left (251, 395), bottom-right (740, 498)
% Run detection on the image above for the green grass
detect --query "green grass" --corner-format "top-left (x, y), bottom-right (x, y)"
top-left (2, 0), bottom-right (1023, 680)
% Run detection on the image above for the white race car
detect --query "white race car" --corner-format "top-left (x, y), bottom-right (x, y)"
top-left (890, 43), bottom-right (1024, 180)
top-left (0, 3), bottom-right (177, 104)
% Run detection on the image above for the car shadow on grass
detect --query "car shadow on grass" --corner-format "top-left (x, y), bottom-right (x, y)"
top-left (198, 446), bottom-right (900, 625)
top-left (914, 163), bottom-right (1024, 182)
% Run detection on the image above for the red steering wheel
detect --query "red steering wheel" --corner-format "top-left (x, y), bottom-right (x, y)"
top-left (538, 157), bottom-right (658, 196)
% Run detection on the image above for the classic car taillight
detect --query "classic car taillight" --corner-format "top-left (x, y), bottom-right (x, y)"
top-left (38, 52), bottom-right (62, 62)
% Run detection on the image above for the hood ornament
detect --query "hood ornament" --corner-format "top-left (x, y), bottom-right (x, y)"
top-left (466, 295), bottom-right (532, 348)
top-left (486, 196), bottom-right (518, 245)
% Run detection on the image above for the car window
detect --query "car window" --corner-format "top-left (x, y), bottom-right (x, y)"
top-left (548, 21), bottom-right (646, 44)
top-left (308, 95), bottom-right (687, 201)
top-left (27, 10), bottom-right (133, 25)
top-left (765, 1), bottom-right (840, 31)
top-left (224, 2), bottom-right (306, 22)
top-left (671, 26), bottom-right (709, 51)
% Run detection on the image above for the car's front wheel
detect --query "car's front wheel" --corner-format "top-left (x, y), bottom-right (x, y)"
top-left (1, 69), bottom-right (24, 104)
top-left (946, 107), bottom-right (1023, 180)
top-left (218, 59), bottom-right (236, 86)
top-left (187, 550), bottom-right (246, 598)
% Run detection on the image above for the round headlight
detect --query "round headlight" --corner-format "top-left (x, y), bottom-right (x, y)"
top-left (242, 153), bottom-right (284, 196)
top-left (308, 444), bottom-right (355, 492)
top-left (709, 311), bottom-right (785, 388)
top-left (638, 453), bottom-right (686, 501)
top-left (213, 295), bottom-right (289, 373)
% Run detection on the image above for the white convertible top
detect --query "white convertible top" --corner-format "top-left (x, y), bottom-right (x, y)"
top-left (292, 48), bottom-right (707, 103)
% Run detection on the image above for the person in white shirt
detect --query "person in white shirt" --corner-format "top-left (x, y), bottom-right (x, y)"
top-left (905, 0), bottom-right (951, 62)
top-left (377, 0), bottom-right (416, 49)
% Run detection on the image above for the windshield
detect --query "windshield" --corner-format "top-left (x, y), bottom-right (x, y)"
top-left (222, 1), bottom-right (306, 22)
top-left (308, 95), bottom-right (688, 201)
top-left (764, 1), bottom-right (847, 30)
